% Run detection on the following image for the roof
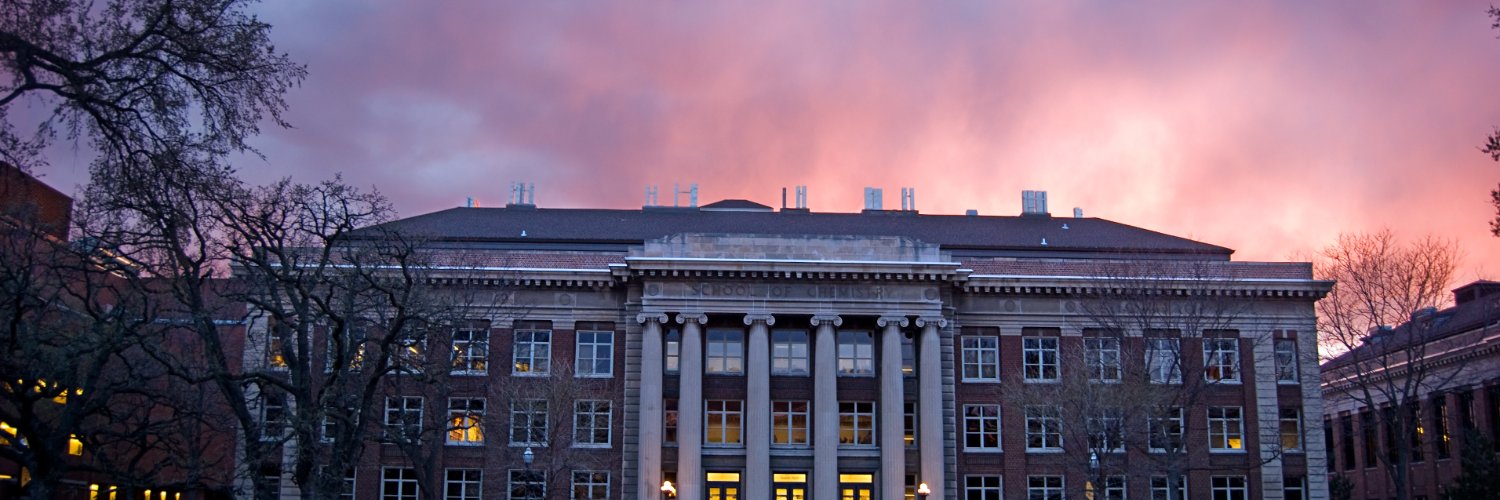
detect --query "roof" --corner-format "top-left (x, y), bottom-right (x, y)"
top-left (365, 205), bottom-right (1234, 257)
top-left (1322, 280), bottom-right (1500, 370)
top-left (700, 199), bottom-right (772, 211)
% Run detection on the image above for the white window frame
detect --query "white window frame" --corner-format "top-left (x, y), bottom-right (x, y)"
top-left (963, 404), bottom-right (1002, 451)
top-left (1101, 476), bottom-right (1126, 500)
top-left (573, 400), bottom-right (612, 447)
top-left (1275, 338), bottom-right (1299, 383)
top-left (383, 396), bottom-right (423, 441)
top-left (1022, 336), bottom-right (1059, 382)
top-left (451, 328), bottom-right (489, 375)
top-left (1149, 407), bottom-right (1185, 453)
top-left (509, 399), bottom-right (548, 447)
top-left (705, 400), bottom-right (744, 446)
top-left (771, 329), bottom-right (810, 375)
top-left (1027, 475), bottom-right (1065, 500)
top-left (394, 336), bottom-right (426, 374)
top-left (571, 471), bottom-right (610, 500)
top-left (839, 401), bottom-right (877, 447)
top-left (1084, 336), bottom-right (1122, 383)
top-left (1146, 338), bottom-right (1182, 384)
top-left (1089, 407), bottom-right (1125, 453)
top-left (1208, 406), bottom-right (1245, 452)
top-left (1202, 338), bottom-right (1240, 383)
top-left (1280, 408), bottom-right (1303, 452)
top-left (1210, 476), bottom-right (1248, 500)
top-left (259, 390), bottom-right (288, 441)
top-left (444, 469), bottom-right (482, 500)
top-left (508, 469), bottom-right (545, 500)
top-left (837, 330), bottom-right (875, 376)
top-left (964, 475), bottom-right (1003, 500)
top-left (1151, 476), bottom-right (1187, 500)
top-left (664, 329), bottom-right (680, 373)
top-left (1025, 405), bottom-right (1063, 451)
top-left (512, 329), bottom-right (551, 376)
top-left (339, 468), bottom-right (356, 500)
top-left (447, 398), bottom-right (485, 446)
top-left (575, 330), bottom-right (614, 378)
top-left (771, 400), bottom-right (810, 446)
top-left (705, 328), bottom-right (745, 375)
top-left (382, 467), bottom-right (420, 500)
top-left (960, 336), bottom-right (1000, 382)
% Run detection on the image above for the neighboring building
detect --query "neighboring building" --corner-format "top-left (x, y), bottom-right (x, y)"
top-left (240, 190), bottom-right (1333, 500)
top-left (1320, 280), bottom-right (1500, 500)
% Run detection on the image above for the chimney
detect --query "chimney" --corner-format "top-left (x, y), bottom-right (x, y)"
top-left (1021, 190), bottom-right (1049, 216)
top-left (507, 182), bottom-right (536, 208)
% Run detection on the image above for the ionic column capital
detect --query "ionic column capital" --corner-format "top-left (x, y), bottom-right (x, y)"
top-left (743, 313), bottom-right (776, 326)
top-left (637, 312), bottom-right (670, 325)
top-left (877, 315), bottom-right (910, 328)
top-left (675, 312), bottom-right (708, 325)
top-left (810, 314), bottom-right (843, 327)
top-left (915, 316), bottom-right (948, 328)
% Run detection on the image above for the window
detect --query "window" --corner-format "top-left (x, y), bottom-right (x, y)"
top-left (572, 471), bottom-right (609, 500)
top-left (1089, 407), bottom-right (1125, 453)
top-left (1022, 335), bottom-right (1059, 382)
top-left (1150, 407), bottom-right (1185, 453)
top-left (706, 328), bottom-right (745, 374)
top-left (395, 337), bottom-right (426, 373)
top-left (706, 400), bottom-right (743, 446)
top-left (771, 330), bottom-right (809, 375)
top-left (1025, 406), bottom-right (1063, 451)
top-left (664, 399), bottom-right (678, 445)
top-left (1151, 476), bottom-right (1187, 500)
top-left (1027, 475), bottom-right (1064, 500)
top-left (1406, 403), bottom-right (1425, 463)
top-left (664, 329), bottom-right (680, 373)
top-left (961, 336), bottom-right (1000, 381)
top-left (340, 469), bottom-right (356, 500)
top-left (451, 328), bottom-right (489, 374)
top-left (448, 398), bottom-right (485, 445)
top-left (839, 401), bottom-right (876, 446)
top-left (965, 475), bottom-right (1003, 500)
top-left (259, 390), bottom-right (288, 441)
top-left (67, 435), bottom-right (82, 456)
top-left (1210, 476), bottom-right (1247, 500)
top-left (1202, 337), bottom-right (1240, 383)
top-left (383, 467), bottom-right (419, 500)
top-left (266, 326), bottom-right (288, 369)
top-left (1361, 410), bottom-right (1377, 467)
top-left (1084, 334), bottom-right (1122, 382)
top-left (1284, 476), bottom-right (1305, 500)
top-left (445, 469), bottom-right (482, 500)
top-left (904, 402), bottom-right (917, 448)
top-left (1274, 337), bottom-right (1298, 383)
top-left (384, 397), bottom-right (423, 441)
top-left (1279, 408), bottom-right (1301, 452)
top-left (1339, 415), bottom-right (1356, 470)
top-left (513, 329), bottom-right (551, 375)
top-left (1146, 338), bottom-right (1182, 384)
top-left (323, 408), bottom-right (356, 443)
top-left (510, 400), bottom-right (548, 446)
top-left (1435, 395), bottom-right (1452, 459)
top-left (575, 331), bottom-right (614, 377)
top-left (963, 404), bottom-right (1002, 450)
top-left (838, 330), bottom-right (875, 376)
top-left (327, 324), bottom-right (367, 372)
top-left (574, 400), bottom-right (612, 447)
top-left (509, 470), bottom-right (545, 500)
top-left (1099, 477), bottom-right (1127, 500)
top-left (772, 400), bottom-right (809, 446)
top-left (901, 333), bottom-right (916, 376)
top-left (1208, 407), bottom-right (1244, 451)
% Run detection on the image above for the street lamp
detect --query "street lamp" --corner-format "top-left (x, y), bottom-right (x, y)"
top-left (1087, 450), bottom-right (1100, 500)
top-left (660, 480), bottom-right (678, 498)
top-left (522, 447), bottom-right (536, 499)
top-left (916, 482), bottom-right (931, 499)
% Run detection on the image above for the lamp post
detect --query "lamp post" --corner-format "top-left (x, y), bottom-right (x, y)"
top-left (916, 482), bottom-right (931, 499)
top-left (1087, 450), bottom-right (1100, 500)
top-left (522, 447), bottom-right (536, 499)
top-left (661, 480), bottom-right (678, 498)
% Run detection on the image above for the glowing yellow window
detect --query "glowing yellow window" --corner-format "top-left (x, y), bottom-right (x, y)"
top-left (68, 435), bottom-right (84, 456)
top-left (706, 472), bottom-right (741, 482)
top-left (0, 421), bottom-right (15, 444)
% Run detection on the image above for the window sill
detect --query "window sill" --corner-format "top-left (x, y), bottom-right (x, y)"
top-left (450, 371), bottom-right (488, 377)
top-left (1025, 448), bottom-right (1064, 454)
top-left (1023, 379), bottom-right (1061, 384)
top-left (1208, 449), bottom-right (1247, 454)
top-left (963, 448), bottom-right (1004, 454)
top-left (446, 441), bottom-right (485, 447)
top-left (509, 443), bottom-right (549, 448)
top-left (960, 378), bottom-right (1002, 384)
top-left (574, 374), bottom-right (614, 379)
top-left (511, 372), bottom-right (552, 378)
top-left (572, 443), bottom-right (612, 449)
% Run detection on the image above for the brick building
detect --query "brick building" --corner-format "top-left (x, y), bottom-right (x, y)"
top-left (240, 190), bottom-right (1333, 500)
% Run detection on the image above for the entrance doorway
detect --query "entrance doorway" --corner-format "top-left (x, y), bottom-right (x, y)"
top-left (707, 471), bottom-right (741, 500)
top-left (773, 473), bottom-right (807, 500)
top-left (840, 473), bottom-right (874, 500)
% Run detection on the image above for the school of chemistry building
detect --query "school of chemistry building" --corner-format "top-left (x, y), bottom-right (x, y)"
top-left (249, 189), bottom-right (1332, 500)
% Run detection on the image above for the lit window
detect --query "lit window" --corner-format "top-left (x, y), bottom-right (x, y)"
top-left (964, 475), bottom-right (1002, 500)
top-left (575, 331), bottom-right (614, 377)
top-left (574, 400), bottom-right (612, 447)
top-left (705, 400), bottom-right (743, 446)
top-left (1208, 406), bottom-right (1245, 451)
top-left (1210, 476), bottom-right (1248, 500)
top-left (771, 330), bottom-right (809, 375)
top-left (706, 328), bottom-right (745, 375)
top-left (772, 400), bottom-right (809, 446)
top-left (267, 326), bottom-right (288, 369)
top-left (837, 331), bottom-right (874, 376)
top-left (451, 328), bottom-right (489, 374)
top-left (1083, 332), bottom-right (1122, 382)
top-left (572, 471), bottom-right (609, 500)
top-left (68, 434), bottom-right (83, 456)
top-left (508, 470), bottom-right (545, 500)
top-left (1027, 475), bottom-right (1064, 500)
top-left (1146, 337), bottom-right (1182, 384)
top-left (509, 399), bottom-right (548, 446)
top-left (327, 324), bottom-right (367, 372)
top-left (839, 401), bottom-right (876, 446)
top-left (1203, 337), bottom-right (1240, 383)
top-left (513, 329), bottom-right (551, 376)
top-left (383, 397), bottom-right (423, 441)
top-left (382, 467), bottom-right (419, 500)
top-left (1022, 335), bottom-right (1059, 382)
top-left (444, 469), bottom-right (482, 500)
top-left (394, 337), bottom-right (426, 373)
top-left (1149, 407), bottom-right (1184, 453)
top-left (447, 398), bottom-right (485, 445)
top-left (1025, 406), bottom-right (1063, 451)
top-left (960, 336), bottom-right (1000, 382)
top-left (1280, 408), bottom-right (1302, 452)
top-left (904, 402), bottom-right (917, 448)
top-left (963, 404), bottom-right (1001, 450)
top-left (1274, 337), bottom-right (1299, 383)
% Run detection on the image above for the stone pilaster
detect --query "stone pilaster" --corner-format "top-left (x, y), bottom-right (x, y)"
top-left (878, 315), bottom-right (910, 500)
top-left (812, 314), bottom-right (843, 500)
top-left (744, 313), bottom-right (775, 500)
top-left (916, 316), bottom-right (947, 500)
top-left (637, 312), bottom-right (669, 500)
top-left (676, 312), bottom-right (707, 500)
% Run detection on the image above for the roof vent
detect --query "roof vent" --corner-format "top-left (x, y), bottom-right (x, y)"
top-left (1021, 190), bottom-right (1049, 216)
top-left (863, 187), bottom-right (884, 210)
top-left (644, 185), bottom-right (660, 207)
top-left (507, 182), bottom-right (535, 208)
top-left (672, 183), bottom-right (699, 208)
top-left (1073, 207), bottom-right (1083, 218)
top-left (965, 209), bottom-right (978, 216)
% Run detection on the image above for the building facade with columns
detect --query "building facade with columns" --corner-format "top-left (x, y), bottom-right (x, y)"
top-left (244, 197), bottom-right (1333, 500)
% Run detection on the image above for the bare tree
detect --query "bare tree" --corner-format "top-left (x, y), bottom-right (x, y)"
top-left (1317, 229), bottom-right (1463, 500)
top-left (486, 361), bottom-right (619, 500)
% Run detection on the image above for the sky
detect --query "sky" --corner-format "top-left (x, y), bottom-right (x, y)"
top-left (32, 1), bottom-right (1500, 283)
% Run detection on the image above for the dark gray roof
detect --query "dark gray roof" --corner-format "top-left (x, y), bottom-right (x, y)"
top-left (366, 205), bottom-right (1233, 257)
top-left (700, 199), bottom-right (772, 211)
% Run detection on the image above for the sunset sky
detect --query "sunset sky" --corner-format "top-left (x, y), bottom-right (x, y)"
top-left (34, 1), bottom-right (1500, 282)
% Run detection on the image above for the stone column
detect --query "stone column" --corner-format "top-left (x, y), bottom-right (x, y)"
top-left (878, 316), bottom-right (910, 500)
top-left (812, 314), bottom-right (843, 500)
top-left (744, 314), bottom-right (775, 500)
top-left (676, 313), bottom-right (707, 500)
top-left (916, 316), bottom-right (947, 500)
top-left (637, 312), bottom-right (669, 500)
